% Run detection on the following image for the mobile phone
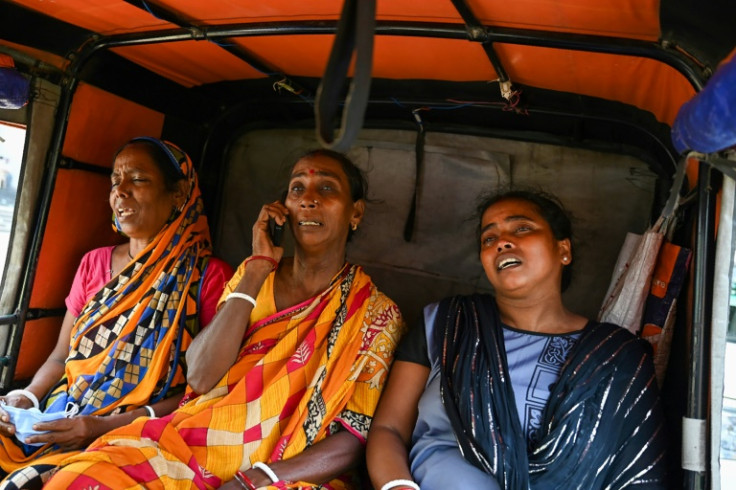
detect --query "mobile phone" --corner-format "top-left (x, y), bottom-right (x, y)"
top-left (270, 220), bottom-right (284, 247)
top-left (269, 191), bottom-right (287, 247)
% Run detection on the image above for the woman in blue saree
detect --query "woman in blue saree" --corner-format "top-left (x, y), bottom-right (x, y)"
top-left (367, 190), bottom-right (668, 490)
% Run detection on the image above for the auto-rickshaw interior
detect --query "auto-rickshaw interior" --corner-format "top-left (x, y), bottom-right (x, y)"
top-left (0, 0), bottom-right (735, 487)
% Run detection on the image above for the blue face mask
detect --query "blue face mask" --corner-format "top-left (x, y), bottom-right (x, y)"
top-left (2, 403), bottom-right (78, 446)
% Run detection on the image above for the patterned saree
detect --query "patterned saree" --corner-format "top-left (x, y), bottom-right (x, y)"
top-left (0, 141), bottom-right (212, 486)
top-left (46, 264), bottom-right (403, 489)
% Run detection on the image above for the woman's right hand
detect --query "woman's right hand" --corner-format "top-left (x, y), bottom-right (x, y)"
top-left (0, 392), bottom-right (35, 437)
top-left (251, 201), bottom-right (288, 261)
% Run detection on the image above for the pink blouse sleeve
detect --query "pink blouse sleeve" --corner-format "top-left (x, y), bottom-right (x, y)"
top-left (64, 247), bottom-right (114, 317)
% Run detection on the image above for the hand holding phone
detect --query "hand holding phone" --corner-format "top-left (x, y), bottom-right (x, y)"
top-left (270, 220), bottom-right (284, 247)
top-left (269, 191), bottom-right (288, 247)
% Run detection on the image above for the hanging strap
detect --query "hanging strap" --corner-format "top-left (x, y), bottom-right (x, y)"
top-left (315, 0), bottom-right (376, 152)
top-left (662, 154), bottom-right (689, 222)
top-left (403, 110), bottom-right (426, 242)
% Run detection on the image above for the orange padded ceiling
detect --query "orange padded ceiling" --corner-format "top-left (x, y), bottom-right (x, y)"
top-left (10, 0), bottom-right (660, 39)
top-left (8, 0), bottom-right (686, 124)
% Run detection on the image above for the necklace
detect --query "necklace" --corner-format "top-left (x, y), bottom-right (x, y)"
top-left (128, 248), bottom-right (135, 260)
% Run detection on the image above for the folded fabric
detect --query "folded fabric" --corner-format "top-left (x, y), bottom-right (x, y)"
top-left (2, 404), bottom-right (77, 446)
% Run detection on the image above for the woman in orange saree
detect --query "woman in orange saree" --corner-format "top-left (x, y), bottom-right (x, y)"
top-left (0, 138), bottom-right (231, 489)
top-left (46, 149), bottom-right (405, 489)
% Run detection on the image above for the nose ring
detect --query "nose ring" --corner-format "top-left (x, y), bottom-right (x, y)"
top-left (313, 199), bottom-right (318, 204)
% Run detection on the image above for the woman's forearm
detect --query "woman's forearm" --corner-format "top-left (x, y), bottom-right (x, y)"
top-left (24, 358), bottom-right (66, 401)
top-left (23, 310), bottom-right (78, 402)
top-left (186, 260), bottom-right (272, 393)
top-left (242, 431), bottom-right (363, 487)
top-left (367, 426), bottom-right (414, 488)
top-left (366, 361), bottom-right (429, 489)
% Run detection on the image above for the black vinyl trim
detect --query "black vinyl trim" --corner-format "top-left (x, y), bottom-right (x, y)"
top-left (58, 157), bottom-right (111, 175)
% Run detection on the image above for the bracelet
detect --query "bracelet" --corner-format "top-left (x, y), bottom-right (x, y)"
top-left (226, 292), bottom-right (257, 308)
top-left (252, 461), bottom-right (279, 484)
top-left (244, 255), bottom-right (279, 271)
top-left (5, 389), bottom-right (40, 410)
top-left (234, 470), bottom-right (257, 490)
top-left (143, 405), bottom-right (156, 418)
top-left (380, 479), bottom-right (420, 490)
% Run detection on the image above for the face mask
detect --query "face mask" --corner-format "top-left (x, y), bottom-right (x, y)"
top-left (2, 403), bottom-right (79, 446)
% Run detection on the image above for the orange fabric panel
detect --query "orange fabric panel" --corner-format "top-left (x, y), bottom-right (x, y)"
top-left (31, 170), bottom-right (122, 307)
top-left (235, 35), bottom-right (693, 125)
top-left (0, 54), bottom-right (15, 68)
top-left (14, 318), bottom-right (60, 380)
top-left (10, 0), bottom-right (659, 41)
top-left (233, 35), bottom-right (332, 79)
top-left (21, 84), bottom-right (163, 380)
top-left (24, 170), bottom-right (124, 379)
top-left (373, 37), bottom-right (496, 81)
top-left (111, 41), bottom-right (264, 88)
top-left (6, 0), bottom-right (672, 122)
top-left (466, 0), bottom-right (660, 40)
top-left (62, 83), bottom-right (164, 165)
top-left (233, 35), bottom-right (496, 81)
top-left (493, 45), bottom-right (695, 125)
top-left (0, 40), bottom-right (68, 70)
top-left (8, 0), bottom-right (174, 35)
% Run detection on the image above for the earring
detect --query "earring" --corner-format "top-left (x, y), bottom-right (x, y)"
top-left (562, 256), bottom-right (569, 263)
top-left (351, 223), bottom-right (358, 231)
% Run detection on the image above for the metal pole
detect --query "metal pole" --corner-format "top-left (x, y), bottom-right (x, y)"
top-left (684, 161), bottom-right (716, 489)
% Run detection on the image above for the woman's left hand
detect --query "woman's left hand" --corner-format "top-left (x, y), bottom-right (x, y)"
top-left (22, 415), bottom-right (104, 450)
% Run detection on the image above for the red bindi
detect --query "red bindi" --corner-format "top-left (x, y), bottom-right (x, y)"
top-left (308, 168), bottom-right (315, 174)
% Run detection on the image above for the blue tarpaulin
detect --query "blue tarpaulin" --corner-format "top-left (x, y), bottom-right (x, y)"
top-left (0, 54), bottom-right (30, 110)
top-left (672, 56), bottom-right (736, 154)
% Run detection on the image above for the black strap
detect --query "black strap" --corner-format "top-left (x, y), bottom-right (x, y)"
top-left (404, 111), bottom-right (425, 242)
top-left (315, 0), bottom-right (376, 152)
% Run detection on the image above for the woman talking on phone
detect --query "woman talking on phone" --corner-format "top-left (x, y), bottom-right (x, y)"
top-left (46, 149), bottom-right (405, 489)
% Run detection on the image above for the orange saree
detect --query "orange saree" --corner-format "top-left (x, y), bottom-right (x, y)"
top-left (0, 141), bottom-right (212, 485)
top-left (47, 264), bottom-right (404, 489)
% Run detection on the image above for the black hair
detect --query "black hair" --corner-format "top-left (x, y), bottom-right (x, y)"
top-left (476, 188), bottom-right (575, 291)
top-left (114, 138), bottom-right (186, 193)
top-left (297, 149), bottom-right (367, 202)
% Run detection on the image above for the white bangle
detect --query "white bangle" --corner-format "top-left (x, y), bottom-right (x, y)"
top-left (226, 292), bottom-right (257, 308)
top-left (5, 389), bottom-right (40, 410)
top-left (380, 479), bottom-right (420, 490)
top-left (252, 462), bottom-right (279, 484)
top-left (143, 405), bottom-right (156, 418)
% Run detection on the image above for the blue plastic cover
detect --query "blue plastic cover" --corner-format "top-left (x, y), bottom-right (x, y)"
top-left (671, 56), bottom-right (736, 154)
top-left (0, 66), bottom-right (30, 110)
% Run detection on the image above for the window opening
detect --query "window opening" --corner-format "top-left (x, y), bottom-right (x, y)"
top-left (0, 122), bottom-right (25, 280)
